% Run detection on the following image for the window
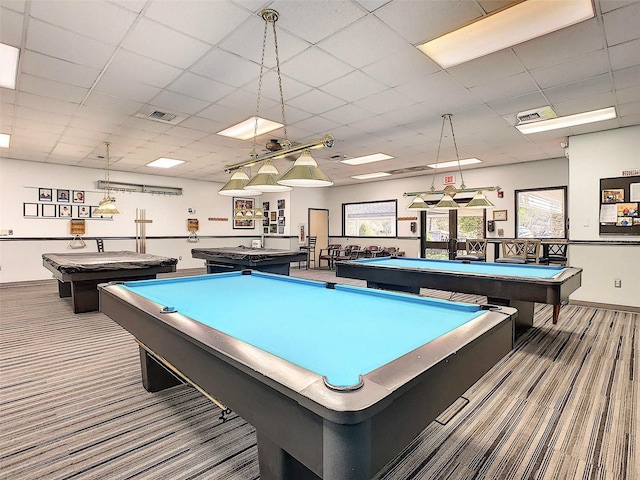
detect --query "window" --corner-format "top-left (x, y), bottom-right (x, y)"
top-left (343, 200), bottom-right (397, 237)
top-left (516, 187), bottom-right (567, 238)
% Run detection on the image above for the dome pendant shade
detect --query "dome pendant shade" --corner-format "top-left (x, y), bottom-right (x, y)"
top-left (219, 170), bottom-right (262, 196)
top-left (245, 161), bottom-right (292, 192)
top-left (407, 196), bottom-right (430, 210)
top-left (94, 196), bottom-right (121, 215)
top-left (432, 193), bottom-right (460, 210)
top-left (466, 191), bottom-right (495, 209)
top-left (278, 150), bottom-right (333, 187)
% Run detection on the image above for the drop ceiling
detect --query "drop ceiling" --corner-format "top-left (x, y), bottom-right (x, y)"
top-left (1, 0), bottom-right (638, 186)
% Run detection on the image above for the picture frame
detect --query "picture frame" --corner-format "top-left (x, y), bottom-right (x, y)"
top-left (493, 210), bottom-right (508, 221)
top-left (77, 205), bottom-right (91, 218)
top-left (270, 211), bottom-right (277, 222)
top-left (57, 189), bottom-right (70, 202)
top-left (233, 197), bottom-right (255, 229)
top-left (39, 188), bottom-right (53, 202)
top-left (277, 199), bottom-right (285, 209)
top-left (73, 190), bottom-right (85, 203)
top-left (58, 204), bottom-right (72, 217)
top-left (41, 204), bottom-right (57, 217)
top-left (24, 203), bottom-right (39, 217)
top-left (278, 216), bottom-right (285, 226)
top-left (602, 189), bottom-right (624, 203)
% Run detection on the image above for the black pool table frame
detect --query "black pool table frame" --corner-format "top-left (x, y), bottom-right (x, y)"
top-left (43, 251), bottom-right (177, 313)
top-left (99, 275), bottom-right (516, 480)
top-left (191, 247), bottom-right (307, 275)
top-left (336, 259), bottom-right (582, 332)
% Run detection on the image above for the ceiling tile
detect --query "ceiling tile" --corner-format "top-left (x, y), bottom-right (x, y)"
top-left (320, 70), bottom-right (388, 102)
top-left (191, 47), bottom-right (259, 87)
top-left (603, 1), bottom-right (640, 46)
top-left (447, 50), bottom-right (525, 88)
top-left (19, 74), bottom-right (87, 103)
top-left (29, 0), bottom-right (138, 44)
top-left (273, 0), bottom-right (366, 44)
top-left (286, 88), bottom-right (346, 115)
top-left (149, 90), bottom-right (210, 116)
top-left (281, 47), bottom-right (352, 87)
top-left (106, 50), bottom-right (182, 88)
top-left (95, 72), bottom-right (161, 103)
top-left (543, 74), bottom-right (613, 106)
top-left (20, 51), bottom-right (100, 88)
top-left (168, 72), bottom-right (235, 103)
top-left (121, 18), bottom-right (211, 69)
top-left (26, 18), bottom-right (117, 69)
top-left (16, 91), bottom-right (78, 116)
top-left (318, 15), bottom-right (408, 69)
top-left (352, 87), bottom-right (416, 115)
top-left (608, 39), bottom-right (640, 71)
top-left (0, 6), bottom-right (23, 45)
top-left (144, 0), bottom-right (251, 45)
top-left (320, 104), bottom-right (375, 125)
top-left (362, 46), bottom-right (440, 87)
top-left (529, 50), bottom-right (610, 89)
top-left (513, 18), bottom-right (603, 70)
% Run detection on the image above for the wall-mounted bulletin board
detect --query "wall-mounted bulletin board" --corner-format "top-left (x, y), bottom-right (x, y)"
top-left (599, 175), bottom-right (640, 235)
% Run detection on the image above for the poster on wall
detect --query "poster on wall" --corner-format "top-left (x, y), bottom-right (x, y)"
top-left (233, 197), bottom-right (255, 229)
top-left (599, 175), bottom-right (640, 235)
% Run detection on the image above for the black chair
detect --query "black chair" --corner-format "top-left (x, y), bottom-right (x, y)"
top-left (334, 245), bottom-right (361, 263)
top-left (299, 236), bottom-right (317, 269)
top-left (96, 238), bottom-right (104, 252)
top-left (545, 242), bottom-right (568, 266)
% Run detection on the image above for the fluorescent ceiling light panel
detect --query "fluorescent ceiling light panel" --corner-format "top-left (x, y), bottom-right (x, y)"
top-left (0, 133), bottom-right (10, 148)
top-left (217, 117), bottom-right (283, 140)
top-left (0, 43), bottom-right (19, 89)
top-left (146, 157), bottom-right (185, 168)
top-left (341, 153), bottom-right (394, 165)
top-left (516, 107), bottom-right (617, 134)
top-left (427, 158), bottom-right (482, 169)
top-left (417, 0), bottom-right (594, 68)
top-left (350, 172), bottom-right (392, 180)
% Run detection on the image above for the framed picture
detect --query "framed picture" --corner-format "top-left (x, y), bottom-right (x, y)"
top-left (270, 224), bottom-right (277, 233)
top-left (73, 190), bottom-right (85, 203)
top-left (77, 205), bottom-right (91, 218)
top-left (278, 216), bottom-right (285, 226)
top-left (233, 197), bottom-right (255, 229)
top-left (278, 209), bottom-right (284, 217)
top-left (263, 226), bottom-right (269, 234)
top-left (39, 188), bottom-right (53, 202)
top-left (270, 211), bottom-right (277, 222)
top-left (57, 189), bottom-right (70, 202)
top-left (41, 204), bottom-right (57, 217)
top-left (602, 189), bottom-right (624, 203)
top-left (24, 203), bottom-right (39, 217)
top-left (262, 202), bottom-right (270, 211)
top-left (59, 204), bottom-right (72, 217)
top-left (298, 224), bottom-right (306, 244)
top-left (493, 210), bottom-right (508, 221)
top-left (277, 199), bottom-right (285, 209)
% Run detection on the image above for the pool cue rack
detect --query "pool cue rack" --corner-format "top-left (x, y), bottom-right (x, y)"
top-left (135, 208), bottom-right (153, 253)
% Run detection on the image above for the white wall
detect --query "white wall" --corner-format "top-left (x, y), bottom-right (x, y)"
top-left (0, 158), bottom-right (266, 282)
top-left (568, 125), bottom-right (640, 308)
top-left (326, 157), bottom-right (569, 257)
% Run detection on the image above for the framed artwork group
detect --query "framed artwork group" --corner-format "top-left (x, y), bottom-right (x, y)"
top-left (25, 188), bottom-right (111, 220)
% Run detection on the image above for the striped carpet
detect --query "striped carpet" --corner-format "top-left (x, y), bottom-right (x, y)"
top-left (0, 268), bottom-right (637, 480)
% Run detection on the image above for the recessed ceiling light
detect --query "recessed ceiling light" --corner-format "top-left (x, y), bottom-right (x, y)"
top-left (0, 133), bottom-right (10, 148)
top-left (341, 153), bottom-right (394, 165)
top-left (146, 158), bottom-right (185, 168)
top-left (515, 107), bottom-right (617, 134)
top-left (427, 158), bottom-right (482, 169)
top-left (0, 43), bottom-right (19, 89)
top-left (217, 117), bottom-right (283, 140)
top-left (350, 172), bottom-right (392, 180)
top-left (417, 0), bottom-right (594, 68)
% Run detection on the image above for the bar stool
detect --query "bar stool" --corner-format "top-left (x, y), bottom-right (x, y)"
top-left (299, 236), bottom-right (317, 269)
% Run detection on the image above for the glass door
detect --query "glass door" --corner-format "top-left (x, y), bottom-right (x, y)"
top-left (420, 208), bottom-right (487, 259)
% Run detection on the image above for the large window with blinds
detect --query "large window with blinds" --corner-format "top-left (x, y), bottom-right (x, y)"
top-left (343, 200), bottom-right (397, 237)
top-left (515, 187), bottom-right (567, 238)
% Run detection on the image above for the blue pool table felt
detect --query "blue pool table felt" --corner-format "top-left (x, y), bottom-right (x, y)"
top-left (122, 272), bottom-right (486, 388)
top-left (354, 257), bottom-right (565, 279)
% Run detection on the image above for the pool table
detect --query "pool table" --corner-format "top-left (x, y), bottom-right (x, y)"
top-left (336, 257), bottom-right (582, 331)
top-left (43, 251), bottom-right (177, 313)
top-left (191, 246), bottom-right (307, 275)
top-left (99, 270), bottom-right (516, 480)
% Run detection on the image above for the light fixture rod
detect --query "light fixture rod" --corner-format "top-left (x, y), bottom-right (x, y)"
top-left (224, 134), bottom-right (335, 173)
top-left (404, 186), bottom-right (500, 197)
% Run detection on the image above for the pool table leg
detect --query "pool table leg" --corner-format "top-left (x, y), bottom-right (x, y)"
top-left (139, 346), bottom-right (182, 393)
top-left (487, 297), bottom-right (534, 340)
top-left (322, 418), bottom-right (372, 480)
top-left (57, 280), bottom-right (71, 298)
top-left (257, 433), bottom-right (321, 480)
top-left (553, 304), bottom-right (560, 324)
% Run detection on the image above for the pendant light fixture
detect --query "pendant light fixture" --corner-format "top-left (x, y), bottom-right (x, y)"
top-left (94, 142), bottom-right (121, 215)
top-left (219, 9), bottom-right (333, 194)
top-left (405, 114), bottom-right (498, 210)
